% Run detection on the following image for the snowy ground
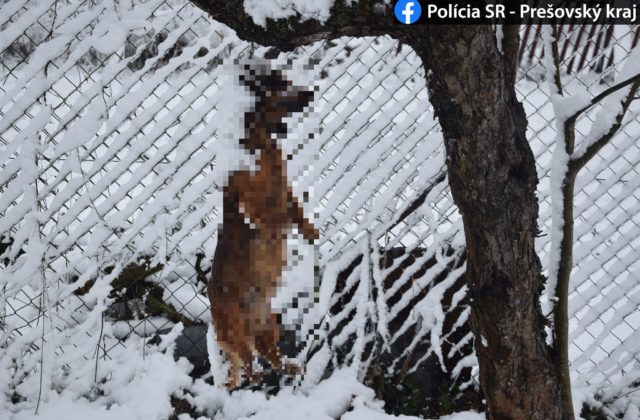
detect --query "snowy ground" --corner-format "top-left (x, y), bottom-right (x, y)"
top-left (7, 325), bottom-right (484, 420)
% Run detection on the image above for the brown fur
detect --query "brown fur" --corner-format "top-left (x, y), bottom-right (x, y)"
top-left (208, 69), bottom-right (318, 388)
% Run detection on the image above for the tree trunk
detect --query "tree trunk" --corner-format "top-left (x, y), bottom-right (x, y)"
top-left (415, 25), bottom-right (568, 419)
top-left (188, 2), bottom-right (569, 418)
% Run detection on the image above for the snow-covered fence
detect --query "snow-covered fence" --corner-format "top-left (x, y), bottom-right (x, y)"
top-left (0, 0), bottom-right (639, 415)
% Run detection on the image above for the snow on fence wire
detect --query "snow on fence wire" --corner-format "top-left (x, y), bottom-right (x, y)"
top-left (0, 0), bottom-right (639, 413)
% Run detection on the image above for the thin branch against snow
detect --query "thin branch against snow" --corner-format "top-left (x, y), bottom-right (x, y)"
top-left (570, 80), bottom-right (640, 173)
top-left (543, 25), bottom-right (640, 420)
top-left (542, 25), bottom-right (563, 98)
top-left (570, 45), bottom-right (640, 170)
top-left (542, 24), bottom-right (572, 312)
top-left (539, 30), bottom-right (639, 312)
top-left (566, 72), bottom-right (640, 129)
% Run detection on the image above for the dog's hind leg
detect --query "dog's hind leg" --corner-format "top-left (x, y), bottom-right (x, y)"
top-left (255, 314), bottom-right (302, 385)
top-left (217, 337), bottom-right (254, 389)
top-left (212, 301), bottom-right (254, 389)
top-left (255, 313), bottom-right (282, 372)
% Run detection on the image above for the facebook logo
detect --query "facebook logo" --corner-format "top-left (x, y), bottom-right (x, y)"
top-left (394, 0), bottom-right (422, 25)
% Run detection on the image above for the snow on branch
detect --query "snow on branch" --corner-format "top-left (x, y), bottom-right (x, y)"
top-left (543, 24), bottom-right (640, 418)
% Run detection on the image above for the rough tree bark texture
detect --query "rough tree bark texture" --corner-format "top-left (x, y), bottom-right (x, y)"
top-left (415, 26), bottom-right (567, 419)
top-left (190, 1), bottom-right (568, 418)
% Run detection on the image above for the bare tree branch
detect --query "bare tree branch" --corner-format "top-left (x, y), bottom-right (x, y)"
top-left (546, 24), bottom-right (564, 98)
top-left (544, 24), bottom-right (575, 420)
top-left (559, 72), bottom-right (640, 179)
top-left (570, 80), bottom-right (640, 172)
top-left (566, 72), bottom-right (640, 126)
top-left (548, 32), bottom-right (640, 420)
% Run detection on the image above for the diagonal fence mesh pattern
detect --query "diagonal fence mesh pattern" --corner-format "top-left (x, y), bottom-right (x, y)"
top-left (0, 0), bottom-right (639, 414)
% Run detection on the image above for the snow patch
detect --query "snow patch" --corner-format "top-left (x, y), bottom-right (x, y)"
top-left (243, 0), bottom-right (335, 27)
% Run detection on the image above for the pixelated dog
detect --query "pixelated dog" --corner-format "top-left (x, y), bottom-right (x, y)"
top-left (209, 66), bottom-right (318, 388)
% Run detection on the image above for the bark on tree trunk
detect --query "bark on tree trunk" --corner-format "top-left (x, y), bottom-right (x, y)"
top-left (188, 2), bottom-right (569, 418)
top-left (415, 25), bottom-right (568, 419)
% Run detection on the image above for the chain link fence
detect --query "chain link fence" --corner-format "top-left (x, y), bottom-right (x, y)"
top-left (1, 0), bottom-right (639, 416)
